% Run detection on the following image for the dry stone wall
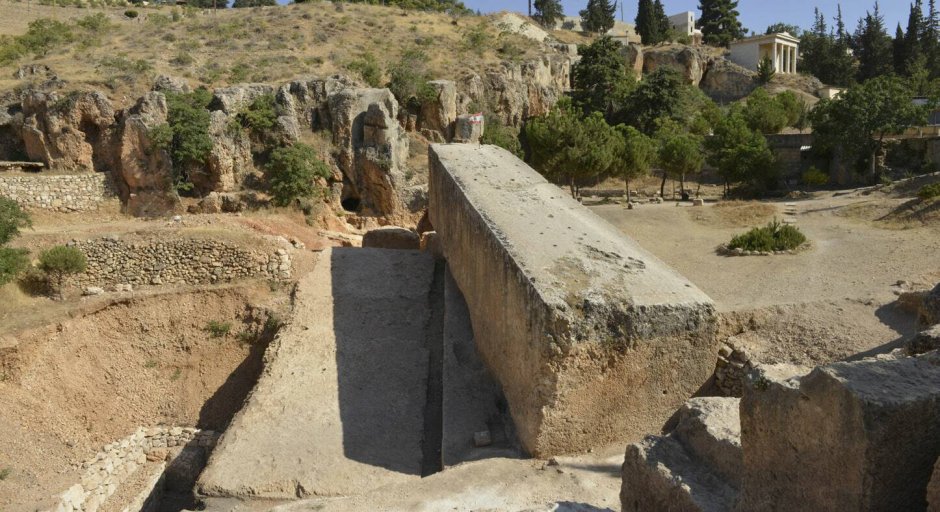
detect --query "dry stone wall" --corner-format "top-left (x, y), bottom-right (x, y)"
top-left (0, 172), bottom-right (116, 211)
top-left (48, 426), bottom-right (219, 512)
top-left (68, 236), bottom-right (291, 289)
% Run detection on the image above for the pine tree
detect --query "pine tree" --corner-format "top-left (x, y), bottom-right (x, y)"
top-left (697, 0), bottom-right (746, 47)
top-left (894, 24), bottom-right (909, 74)
top-left (800, 7), bottom-right (856, 87)
top-left (835, 4), bottom-right (847, 41)
top-left (925, 0), bottom-right (940, 77)
top-left (635, 0), bottom-right (660, 44)
top-left (581, 0), bottom-right (617, 34)
top-left (854, 3), bottom-right (894, 82)
top-left (899, 0), bottom-right (927, 74)
top-left (533, 0), bottom-right (564, 28)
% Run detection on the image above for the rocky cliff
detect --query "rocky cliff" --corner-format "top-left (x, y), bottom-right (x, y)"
top-left (0, 51), bottom-right (573, 222)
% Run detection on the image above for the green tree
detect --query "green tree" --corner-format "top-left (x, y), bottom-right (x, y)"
top-left (811, 75), bottom-right (928, 181)
top-left (0, 197), bottom-right (31, 246)
top-left (160, 89), bottom-right (214, 191)
top-left (580, 0), bottom-right (616, 34)
top-left (613, 125), bottom-right (656, 203)
top-left (18, 19), bottom-right (72, 57)
top-left (853, 4), bottom-right (894, 82)
top-left (705, 110), bottom-right (777, 195)
top-left (756, 56), bottom-right (775, 84)
top-left (480, 114), bottom-right (523, 158)
top-left (926, 0), bottom-right (940, 78)
top-left (38, 245), bottom-right (87, 298)
top-left (766, 23), bottom-right (800, 36)
top-left (388, 48), bottom-right (435, 111)
top-left (636, 0), bottom-right (662, 45)
top-left (571, 36), bottom-right (635, 115)
top-left (0, 247), bottom-right (29, 286)
top-left (656, 121), bottom-right (704, 198)
top-left (697, 0), bottom-right (745, 47)
top-left (742, 88), bottom-right (788, 134)
top-left (800, 7), bottom-right (856, 87)
top-left (533, 0), bottom-right (564, 28)
top-left (266, 143), bottom-right (331, 207)
top-left (526, 99), bottom-right (619, 197)
top-left (613, 68), bottom-right (683, 135)
top-left (653, 0), bottom-right (671, 40)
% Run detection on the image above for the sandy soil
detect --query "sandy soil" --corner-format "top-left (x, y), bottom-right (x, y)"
top-left (0, 285), bottom-right (288, 511)
top-left (591, 189), bottom-right (939, 369)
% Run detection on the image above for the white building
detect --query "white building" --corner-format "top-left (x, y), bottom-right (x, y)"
top-left (668, 11), bottom-right (695, 37)
top-left (729, 32), bottom-right (800, 74)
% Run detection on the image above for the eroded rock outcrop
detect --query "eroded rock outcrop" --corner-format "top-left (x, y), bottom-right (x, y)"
top-left (699, 58), bottom-right (758, 103)
top-left (643, 45), bottom-right (709, 86)
top-left (420, 80), bottom-right (457, 141)
top-left (19, 90), bottom-right (116, 172)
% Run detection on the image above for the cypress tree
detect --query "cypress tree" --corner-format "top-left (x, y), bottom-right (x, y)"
top-left (925, 0), bottom-right (940, 77)
top-left (894, 24), bottom-right (909, 74)
top-left (635, 0), bottom-right (660, 44)
top-left (697, 0), bottom-right (746, 47)
top-left (653, 0), bottom-right (671, 40)
top-left (581, 0), bottom-right (617, 34)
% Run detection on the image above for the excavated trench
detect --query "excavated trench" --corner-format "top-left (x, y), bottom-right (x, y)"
top-left (0, 285), bottom-right (287, 512)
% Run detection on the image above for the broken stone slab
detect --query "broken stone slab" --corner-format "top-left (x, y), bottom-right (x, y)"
top-left (737, 351), bottom-right (940, 512)
top-left (428, 144), bottom-right (717, 457)
top-left (621, 434), bottom-right (738, 512)
top-left (361, 226), bottom-right (420, 250)
top-left (673, 397), bottom-right (742, 487)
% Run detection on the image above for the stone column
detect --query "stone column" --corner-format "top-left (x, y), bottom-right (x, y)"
top-left (792, 45), bottom-right (797, 73)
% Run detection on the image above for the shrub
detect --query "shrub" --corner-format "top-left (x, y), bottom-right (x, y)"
top-left (480, 114), bottom-right (522, 158)
top-left (205, 320), bottom-right (232, 337)
top-left (163, 89), bottom-right (214, 190)
top-left (461, 22), bottom-right (490, 55)
top-left (801, 166), bottom-right (829, 186)
top-left (347, 53), bottom-right (383, 88)
top-left (235, 93), bottom-right (278, 133)
top-left (728, 219), bottom-right (807, 252)
top-left (0, 197), bottom-right (31, 245)
top-left (38, 245), bottom-right (87, 297)
top-left (757, 56), bottom-right (775, 85)
top-left (266, 143), bottom-right (331, 206)
top-left (124, 9), bottom-right (139, 18)
top-left (919, 183), bottom-right (940, 200)
top-left (18, 19), bottom-right (73, 57)
top-left (76, 13), bottom-right (113, 32)
top-left (388, 48), bottom-right (436, 110)
top-left (0, 248), bottom-right (30, 286)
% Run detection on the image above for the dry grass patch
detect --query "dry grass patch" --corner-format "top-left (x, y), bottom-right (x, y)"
top-left (690, 200), bottom-right (776, 228)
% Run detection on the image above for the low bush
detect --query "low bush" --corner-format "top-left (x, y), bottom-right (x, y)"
top-left (0, 248), bottom-right (30, 286)
top-left (801, 166), bottom-right (829, 186)
top-left (387, 48), bottom-right (437, 110)
top-left (347, 53), bottom-right (383, 88)
top-left (38, 245), bottom-right (87, 297)
top-left (266, 143), bottom-right (331, 206)
top-left (205, 320), bottom-right (232, 338)
top-left (124, 9), bottom-right (139, 19)
top-left (235, 93), bottom-right (278, 133)
top-left (480, 114), bottom-right (522, 158)
top-left (0, 197), bottom-right (31, 245)
top-left (919, 183), bottom-right (940, 200)
top-left (728, 219), bottom-right (807, 252)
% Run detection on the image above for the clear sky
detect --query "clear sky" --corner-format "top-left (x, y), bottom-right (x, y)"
top-left (463, 0), bottom-right (910, 35)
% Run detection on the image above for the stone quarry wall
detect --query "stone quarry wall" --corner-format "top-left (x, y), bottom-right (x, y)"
top-left (48, 426), bottom-right (219, 512)
top-left (68, 236), bottom-right (291, 289)
top-left (0, 172), bottom-right (116, 211)
top-left (428, 144), bottom-right (718, 457)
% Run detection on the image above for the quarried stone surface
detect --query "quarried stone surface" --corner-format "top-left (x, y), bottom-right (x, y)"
top-left (428, 144), bottom-right (717, 456)
top-left (737, 352), bottom-right (940, 512)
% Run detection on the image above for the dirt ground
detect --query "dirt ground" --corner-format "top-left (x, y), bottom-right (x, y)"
top-left (591, 184), bottom-right (939, 369)
top-left (0, 283), bottom-right (290, 511)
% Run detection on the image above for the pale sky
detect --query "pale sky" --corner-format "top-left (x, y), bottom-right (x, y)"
top-left (463, 0), bottom-right (910, 35)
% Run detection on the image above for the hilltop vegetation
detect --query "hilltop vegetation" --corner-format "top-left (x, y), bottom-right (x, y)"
top-left (0, 1), bottom-right (541, 101)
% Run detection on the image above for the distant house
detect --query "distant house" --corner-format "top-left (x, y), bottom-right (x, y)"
top-left (729, 32), bottom-right (800, 74)
top-left (668, 11), bottom-right (703, 43)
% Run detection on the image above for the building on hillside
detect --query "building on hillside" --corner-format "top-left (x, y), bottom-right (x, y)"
top-left (668, 11), bottom-right (703, 43)
top-left (555, 17), bottom-right (641, 44)
top-left (817, 87), bottom-right (845, 100)
top-left (728, 32), bottom-right (800, 74)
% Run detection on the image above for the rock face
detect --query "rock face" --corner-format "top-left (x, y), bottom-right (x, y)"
top-left (329, 88), bottom-right (417, 219)
top-left (420, 80), bottom-right (457, 141)
top-left (115, 92), bottom-right (172, 196)
top-left (621, 397), bottom-right (741, 512)
top-left (428, 144), bottom-right (718, 456)
top-left (621, 44), bottom-right (644, 76)
top-left (643, 45), bottom-right (709, 86)
top-left (453, 114), bottom-right (484, 143)
top-left (458, 55), bottom-right (571, 128)
top-left (736, 351), bottom-right (940, 511)
top-left (699, 58), bottom-right (758, 103)
top-left (19, 90), bottom-right (116, 172)
top-left (909, 324), bottom-right (940, 355)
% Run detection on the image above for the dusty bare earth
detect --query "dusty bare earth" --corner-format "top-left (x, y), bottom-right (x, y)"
top-left (591, 185), bottom-right (939, 369)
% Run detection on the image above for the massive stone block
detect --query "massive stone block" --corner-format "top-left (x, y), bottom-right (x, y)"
top-left (428, 144), bottom-right (717, 456)
top-left (737, 352), bottom-right (940, 512)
